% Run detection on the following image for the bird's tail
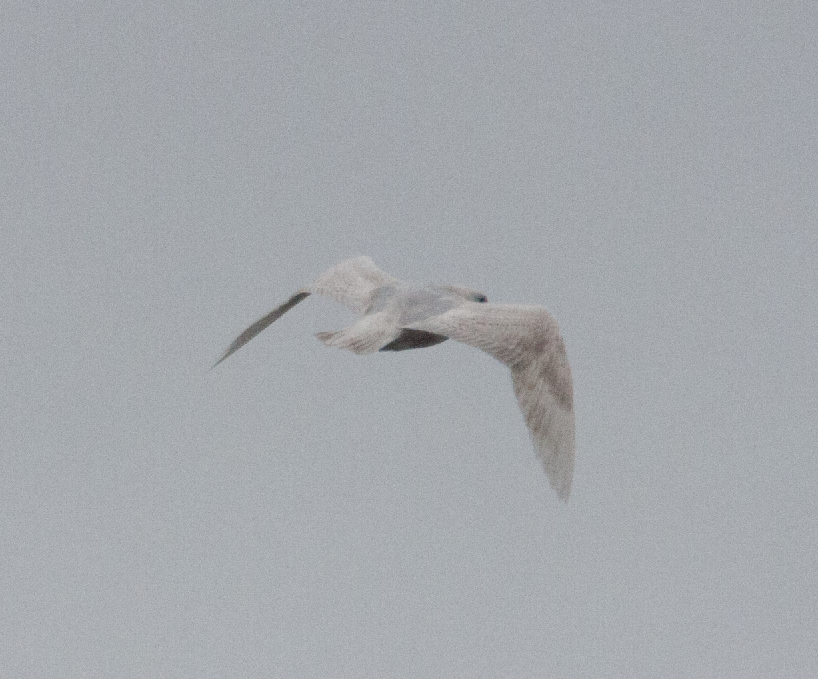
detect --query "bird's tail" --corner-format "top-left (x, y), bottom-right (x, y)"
top-left (315, 313), bottom-right (399, 355)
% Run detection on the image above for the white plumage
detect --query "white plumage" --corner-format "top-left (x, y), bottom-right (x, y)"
top-left (215, 256), bottom-right (575, 501)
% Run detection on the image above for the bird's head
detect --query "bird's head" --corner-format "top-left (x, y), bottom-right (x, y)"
top-left (443, 285), bottom-right (488, 303)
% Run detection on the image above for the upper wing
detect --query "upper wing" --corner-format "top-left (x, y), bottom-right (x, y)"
top-left (213, 291), bottom-right (310, 367)
top-left (214, 257), bottom-right (399, 367)
top-left (307, 256), bottom-right (401, 314)
top-left (408, 303), bottom-right (575, 501)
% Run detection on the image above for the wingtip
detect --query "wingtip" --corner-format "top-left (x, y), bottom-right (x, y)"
top-left (538, 443), bottom-right (574, 503)
top-left (211, 354), bottom-right (228, 370)
top-left (211, 341), bottom-right (241, 370)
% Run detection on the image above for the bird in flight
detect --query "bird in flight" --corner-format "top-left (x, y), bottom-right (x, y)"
top-left (215, 256), bottom-right (575, 501)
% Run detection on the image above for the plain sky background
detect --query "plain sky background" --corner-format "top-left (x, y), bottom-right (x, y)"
top-left (2, 1), bottom-right (817, 677)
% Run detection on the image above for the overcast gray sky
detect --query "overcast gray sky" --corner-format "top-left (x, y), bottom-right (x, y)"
top-left (3, 1), bottom-right (817, 677)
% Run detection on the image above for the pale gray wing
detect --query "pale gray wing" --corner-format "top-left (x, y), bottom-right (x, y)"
top-left (307, 256), bottom-right (401, 314)
top-left (408, 303), bottom-right (575, 501)
top-left (213, 291), bottom-right (310, 367)
top-left (214, 257), bottom-right (400, 367)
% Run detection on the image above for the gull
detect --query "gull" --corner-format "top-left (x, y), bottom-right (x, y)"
top-left (215, 256), bottom-right (575, 501)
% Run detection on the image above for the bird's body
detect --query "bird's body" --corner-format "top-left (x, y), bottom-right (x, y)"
top-left (215, 256), bottom-right (575, 501)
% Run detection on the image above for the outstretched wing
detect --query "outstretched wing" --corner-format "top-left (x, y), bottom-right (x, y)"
top-left (213, 291), bottom-right (310, 367)
top-left (214, 257), bottom-right (400, 367)
top-left (308, 256), bottom-right (400, 314)
top-left (408, 303), bottom-right (575, 501)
